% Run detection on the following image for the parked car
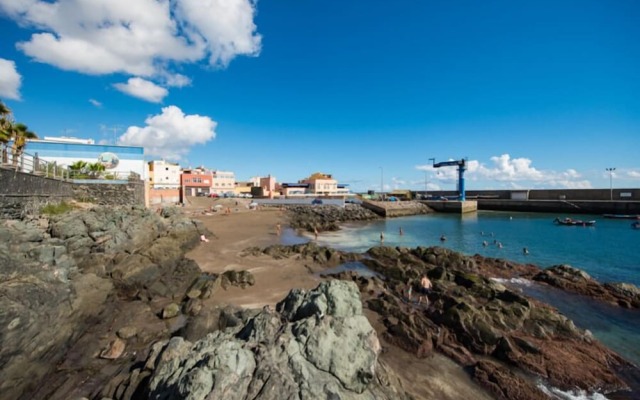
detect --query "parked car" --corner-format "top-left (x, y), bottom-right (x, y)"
top-left (209, 193), bottom-right (219, 198)
top-left (196, 192), bottom-right (206, 197)
top-left (311, 198), bottom-right (323, 205)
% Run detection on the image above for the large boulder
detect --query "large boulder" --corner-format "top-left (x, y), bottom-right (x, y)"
top-left (123, 280), bottom-right (407, 400)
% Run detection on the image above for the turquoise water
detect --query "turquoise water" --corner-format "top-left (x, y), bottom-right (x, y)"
top-left (312, 211), bottom-right (640, 286)
top-left (286, 210), bottom-right (640, 373)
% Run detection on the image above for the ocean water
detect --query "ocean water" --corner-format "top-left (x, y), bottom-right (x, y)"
top-left (311, 211), bottom-right (640, 286)
top-left (284, 211), bottom-right (640, 374)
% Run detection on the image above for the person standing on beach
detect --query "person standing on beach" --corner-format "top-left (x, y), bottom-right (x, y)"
top-left (314, 227), bottom-right (319, 240)
top-left (276, 222), bottom-right (281, 236)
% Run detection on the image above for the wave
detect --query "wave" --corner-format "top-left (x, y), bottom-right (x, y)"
top-left (490, 277), bottom-right (533, 286)
top-left (537, 383), bottom-right (609, 400)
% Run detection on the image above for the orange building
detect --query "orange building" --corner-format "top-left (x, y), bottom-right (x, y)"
top-left (181, 167), bottom-right (212, 197)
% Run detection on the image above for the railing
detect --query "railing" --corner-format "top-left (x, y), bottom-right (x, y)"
top-left (68, 170), bottom-right (141, 181)
top-left (1, 148), bottom-right (141, 182)
top-left (1, 149), bottom-right (70, 180)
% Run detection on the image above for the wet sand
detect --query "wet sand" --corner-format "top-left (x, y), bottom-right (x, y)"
top-left (185, 198), bottom-right (494, 400)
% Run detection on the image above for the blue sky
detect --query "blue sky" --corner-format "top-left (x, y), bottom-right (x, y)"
top-left (1, 0), bottom-right (639, 192)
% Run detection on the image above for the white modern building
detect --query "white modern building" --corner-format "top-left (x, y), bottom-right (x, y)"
top-left (27, 137), bottom-right (145, 180)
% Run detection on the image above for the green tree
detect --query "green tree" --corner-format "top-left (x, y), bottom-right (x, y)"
top-left (10, 122), bottom-right (38, 167)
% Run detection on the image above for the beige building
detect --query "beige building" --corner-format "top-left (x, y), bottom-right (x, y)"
top-left (300, 172), bottom-right (350, 196)
top-left (211, 170), bottom-right (236, 195)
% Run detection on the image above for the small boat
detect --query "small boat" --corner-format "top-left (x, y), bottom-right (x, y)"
top-left (554, 217), bottom-right (596, 226)
top-left (603, 214), bottom-right (640, 220)
top-left (632, 221), bottom-right (640, 230)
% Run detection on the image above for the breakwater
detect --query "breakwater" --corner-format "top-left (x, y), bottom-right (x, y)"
top-left (476, 199), bottom-right (640, 215)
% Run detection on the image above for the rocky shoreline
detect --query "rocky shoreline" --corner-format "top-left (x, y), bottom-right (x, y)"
top-left (247, 243), bottom-right (640, 399)
top-left (1, 204), bottom-right (639, 399)
top-left (0, 206), bottom-right (255, 399)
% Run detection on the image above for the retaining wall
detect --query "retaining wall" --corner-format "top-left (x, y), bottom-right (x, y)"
top-left (72, 181), bottom-right (145, 206)
top-left (1, 168), bottom-right (145, 219)
top-left (0, 168), bottom-right (73, 219)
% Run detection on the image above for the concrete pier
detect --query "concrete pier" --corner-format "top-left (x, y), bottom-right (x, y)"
top-left (422, 200), bottom-right (478, 214)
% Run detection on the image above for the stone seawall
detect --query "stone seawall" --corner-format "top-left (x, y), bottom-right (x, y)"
top-left (1, 168), bottom-right (146, 219)
top-left (72, 181), bottom-right (145, 207)
top-left (0, 168), bottom-right (74, 219)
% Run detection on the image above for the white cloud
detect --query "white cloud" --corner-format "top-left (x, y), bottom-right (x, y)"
top-left (0, 0), bottom-right (261, 96)
top-left (175, 0), bottom-right (262, 67)
top-left (627, 170), bottom-right (640, 179)
top-left (113, 78), bottom-right (168, 103)
top-left (0, 58), bottom-right (22, 100)
top-left (415, 154), bottom-right (592, 189)
top-left (89, 98), bottom-right (102, 107)
top-left (118, 105), bottom-right (216, 160)
top-left (163, 73), bottom-right (192, 88)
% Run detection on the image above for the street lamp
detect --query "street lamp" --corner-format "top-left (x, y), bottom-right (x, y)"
top-left (606, 167), bottom-right (616, 200)
top-left (379, 166), bottom-right (384, 199)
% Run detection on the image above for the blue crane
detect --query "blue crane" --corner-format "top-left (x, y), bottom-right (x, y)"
top-left (432, 158), bottom-right (467, 201)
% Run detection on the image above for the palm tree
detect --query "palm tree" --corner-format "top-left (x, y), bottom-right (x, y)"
top-left (0, 100), bottom-right (13, 165)
top-left (88, 162), bottom-right (105, 178)
top-left (10, 122), bottom-right (38, 167)
top-left (69, 160), bottom-right (88, 178)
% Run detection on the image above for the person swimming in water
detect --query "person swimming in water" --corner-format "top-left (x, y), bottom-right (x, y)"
top-left (523, 247), bottom-right (529, 255)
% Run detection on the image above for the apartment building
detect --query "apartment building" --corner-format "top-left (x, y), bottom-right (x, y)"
top-left (148, 160), bottom-right (181, 205)
top-left (181, 167), bottom-right (212, 197)
top-left (211, 170), bottom-right (236, 195)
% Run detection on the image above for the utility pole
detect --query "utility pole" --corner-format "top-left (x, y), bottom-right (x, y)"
top-left (379, 166), bottom-right (384, 200)
top-left (606, 167), bottom-right (616, 200)
top-left (426, 158), bottom-right (435, 198)
top-left (101, 125), bottom-right (122, 145)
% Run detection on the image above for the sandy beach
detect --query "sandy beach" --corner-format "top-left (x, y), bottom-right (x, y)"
top-left (185, 198), bottom-right (494, 400)
top-left (185, 198), bottom-right (323, 308)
